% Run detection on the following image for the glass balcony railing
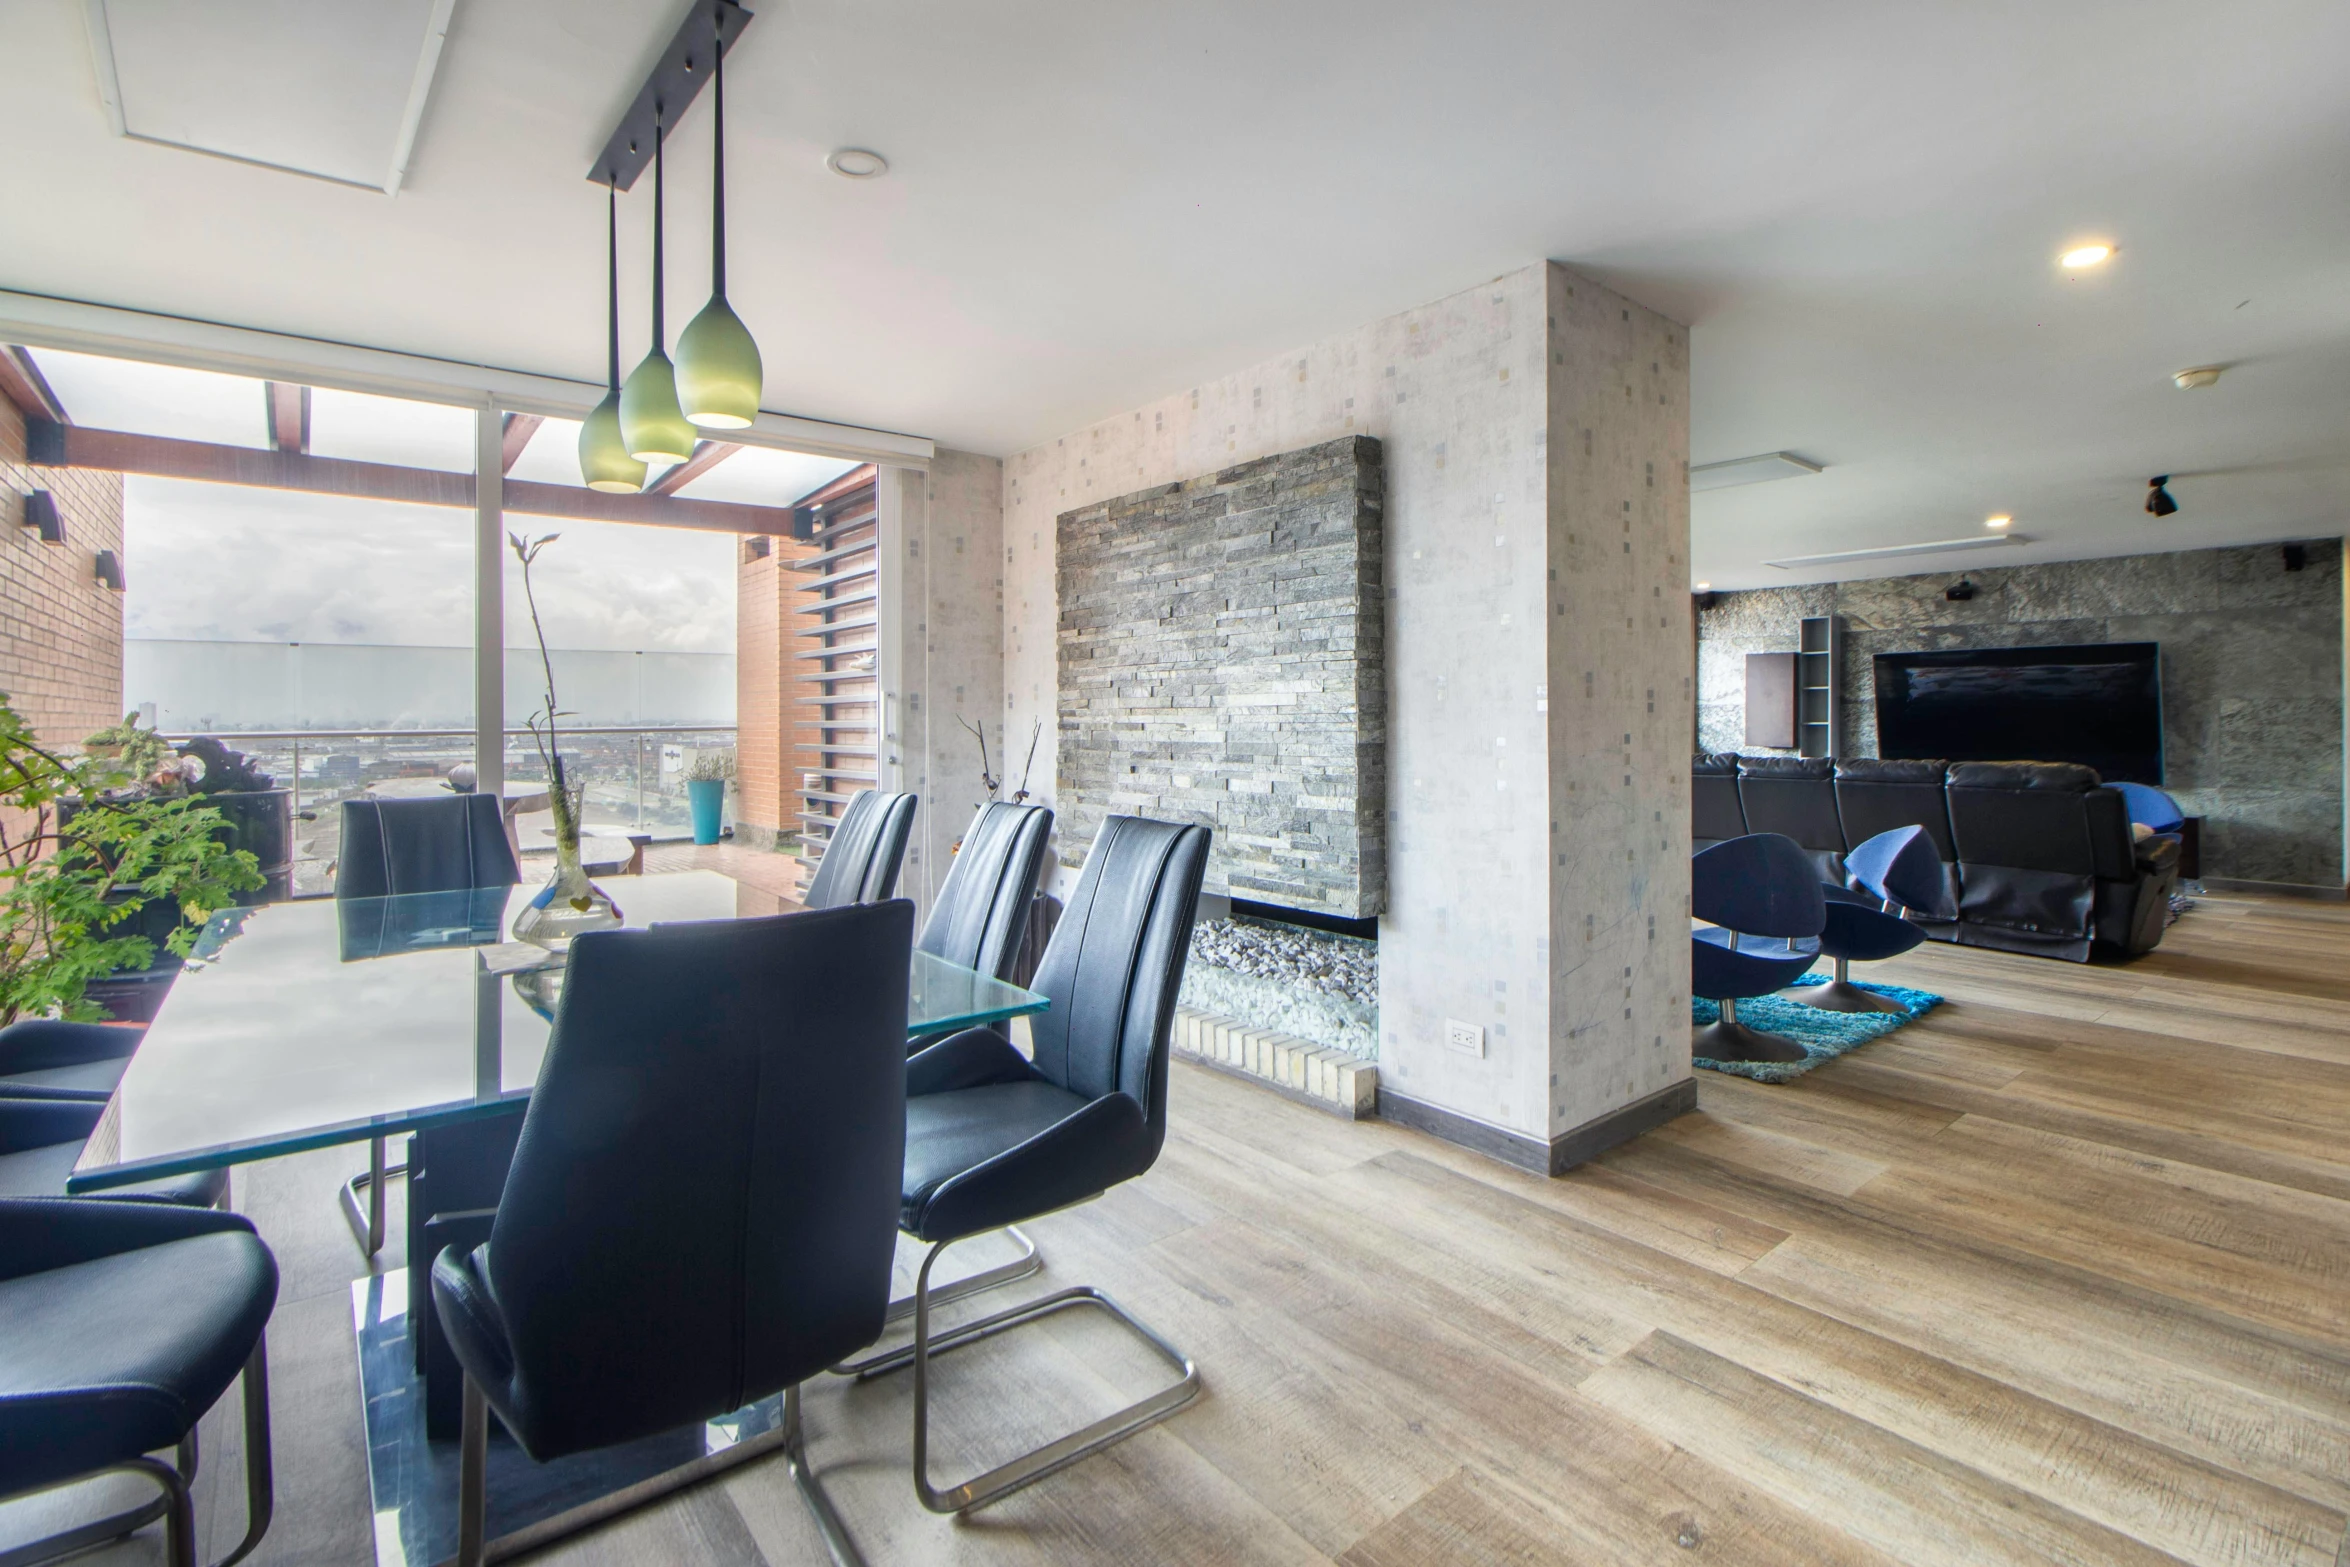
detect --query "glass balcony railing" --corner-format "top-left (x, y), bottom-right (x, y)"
top-left (164, 725), bottom-right (736, 897)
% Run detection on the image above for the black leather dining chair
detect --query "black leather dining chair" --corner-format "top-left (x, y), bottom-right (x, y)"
top-left (917, 801), bottom-right (1054, 989)
top-left (429, 900), bottom-right (912, 1567)
top-left (337, 794), bottom-right (521, 899)
top-left (0, 1098), bottom-right (226, 1206)
top-left (861, 815), bottom-right (1210, 1516)
top-left (0, 1198), bottom-right (276, 1567)
top-left (335, 793), bottom-right (523, 1256)
top-left (802, 788), bottom-right (916, 909)
top-left (879, 801), bottom-right (1057, 1326)
top-left (0, 1018), bottom-right (143, 1102)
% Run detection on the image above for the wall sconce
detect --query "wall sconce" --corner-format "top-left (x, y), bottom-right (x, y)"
top-left (94, 550), bottom-right (126, 591)
top-left (23, 491), bottom-right (66, 544)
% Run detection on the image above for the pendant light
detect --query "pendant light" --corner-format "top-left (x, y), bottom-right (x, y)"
top-left (675, 9), bottom-right (762, 429)
top-left (579, 187), bottom-right (649, 493)
top-left (618, 109), bottom-right (698, 466)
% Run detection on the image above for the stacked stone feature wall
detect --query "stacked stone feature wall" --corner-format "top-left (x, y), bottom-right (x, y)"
top-left (1057, 435), bottom-right (1385, 919)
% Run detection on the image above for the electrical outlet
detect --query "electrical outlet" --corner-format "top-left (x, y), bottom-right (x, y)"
top-left (1445, 1019), bottom-right (1486, 1059)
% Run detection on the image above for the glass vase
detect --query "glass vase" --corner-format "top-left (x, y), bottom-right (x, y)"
top-left (510, 834), bottom-right (621, 952)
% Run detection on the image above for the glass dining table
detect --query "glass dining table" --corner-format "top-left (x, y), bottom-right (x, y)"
top-left (67, 869), bottom-right (1047, 1194)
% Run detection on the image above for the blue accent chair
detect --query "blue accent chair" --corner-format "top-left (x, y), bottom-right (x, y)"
top-left (2112, 781), bottom-right (2186, 858)
top-left (1692, 833), bottom-right (1826, 1064)
top-left (1791, 825), bottom-right (1944, 1014)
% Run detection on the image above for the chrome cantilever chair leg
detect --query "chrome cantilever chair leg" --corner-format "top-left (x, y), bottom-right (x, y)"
top-left (899, 1236), bottom-right (1201, 1515)
top-left (830, 1224), bottom-right (1042, 1377)
top-left (0, 1340), bottom-right (273, 1567)
top-left (338, 1134), bottom-right (406, 1257)
top-left (453, 1379), bottom-right (864, 1567)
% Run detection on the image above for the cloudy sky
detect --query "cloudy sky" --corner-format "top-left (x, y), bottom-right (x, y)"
top-left (125, 477), bottom-right (741, 654)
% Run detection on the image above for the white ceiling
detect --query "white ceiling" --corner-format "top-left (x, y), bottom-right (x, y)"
top-left (7, 0), bottom-right (2349, 587)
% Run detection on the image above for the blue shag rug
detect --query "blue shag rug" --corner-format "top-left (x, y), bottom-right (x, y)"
top-left (1694, 973), bottom-right (1944, 1083)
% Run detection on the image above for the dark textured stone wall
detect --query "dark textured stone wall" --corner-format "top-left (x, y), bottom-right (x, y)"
top-left (1057, 435), bottom-right (1386, 917)
top-left (1696, 540), bottom-right (2344, 887)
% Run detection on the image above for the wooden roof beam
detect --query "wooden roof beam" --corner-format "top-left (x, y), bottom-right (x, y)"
top-left (499, 412), bottom-right (543, 473)
top-left (263, 381), bottom-right (310, 453)
top-left (27, 421), bottom-right (791, 536)
top-left (0, 346), bottom-right (67, 424)
top-left (648, 438), bottom-right (741, 496)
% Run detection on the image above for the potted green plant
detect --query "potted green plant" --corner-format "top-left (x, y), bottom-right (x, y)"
top-left (685, 748), bottom-right (733, 845)
top-left (0, 696), bottom-right (263, 1025)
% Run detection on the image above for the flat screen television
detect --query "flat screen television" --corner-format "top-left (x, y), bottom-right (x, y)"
top-left (1873, 642), bottom-right (2163, 784)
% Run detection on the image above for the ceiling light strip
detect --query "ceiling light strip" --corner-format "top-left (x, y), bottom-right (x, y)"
top-left (1689, 451), bottom-right (1824, 492)
top-left (1764, 534), bottom-right (2024, 570)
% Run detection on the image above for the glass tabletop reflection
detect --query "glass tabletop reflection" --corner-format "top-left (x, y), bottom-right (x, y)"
top-left (68, 871), bottom-right (1047, 1192)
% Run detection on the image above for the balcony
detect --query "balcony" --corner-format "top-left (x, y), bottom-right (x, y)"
top-left (168, 724), bottom-right (736, 896)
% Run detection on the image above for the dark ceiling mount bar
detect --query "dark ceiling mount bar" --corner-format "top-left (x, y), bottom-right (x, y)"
top-left (588, 1), bottom-right (754, 191)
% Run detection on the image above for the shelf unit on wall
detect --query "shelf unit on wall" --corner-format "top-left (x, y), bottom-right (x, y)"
top-left (1796, 614), bottom-right (1840, 759)
top-left (786, 467), bottom-right (880, 899)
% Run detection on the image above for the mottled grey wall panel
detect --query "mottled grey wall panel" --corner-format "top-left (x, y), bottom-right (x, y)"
top-left (1695, 540), bottom-right (2344, 887)
top-left (1056, 435), bottom-right (1386, 917)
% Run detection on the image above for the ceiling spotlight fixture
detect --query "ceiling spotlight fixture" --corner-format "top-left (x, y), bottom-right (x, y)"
top-left (2059, 243), bottom-right (2113, 269)
top-left (579, 186), bottom-right (650, 493)
top-left (674, 6), bottom-right (762, 430)
top-left (826, 147), bottom-right (889, 179)
top-left (2172, 365), bottom-right (2223, 391)
top-left (2145, 476), bottom-right (2178, 517)
top-left (1984, 515), bottom-right (2013, 530)
top-left (618, 106), bottom-right (698, 466)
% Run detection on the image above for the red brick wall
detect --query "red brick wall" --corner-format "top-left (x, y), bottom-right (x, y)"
top-left (0, 399), bottom-right (125, 749)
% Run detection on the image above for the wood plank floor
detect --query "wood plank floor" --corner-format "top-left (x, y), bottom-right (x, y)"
top-left (14, 887), bottom-right (2350, 1565)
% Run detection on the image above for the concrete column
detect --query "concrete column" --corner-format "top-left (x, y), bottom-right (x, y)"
top-left (472, 406), bottom-right (503, 795)
top-left (1541, 264), bottom-right (1694, 1167)
top-left (995, 262), bottom-right (1691, 1176)
top-left (873, 452), bottom-right (1006, 916)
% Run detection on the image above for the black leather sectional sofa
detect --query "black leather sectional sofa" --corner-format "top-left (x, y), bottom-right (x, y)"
top-left (1694, 754), bottom-right (2179, 962)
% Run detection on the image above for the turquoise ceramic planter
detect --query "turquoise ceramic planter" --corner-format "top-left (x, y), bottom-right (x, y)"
top-left (687, 778), bottom-right (725, 845)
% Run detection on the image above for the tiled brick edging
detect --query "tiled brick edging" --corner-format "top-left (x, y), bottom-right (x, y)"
top-left (1172, 1006), bottom-right (1377, 1119)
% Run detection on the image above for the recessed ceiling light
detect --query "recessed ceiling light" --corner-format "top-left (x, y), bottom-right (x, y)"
top-left (1985, 515), bottom-right (2013, 529)
top-left (2059, 243), bottom-right (2113, 269)
top-left (1694, 581), bottom-right (1711, 590)
top-left (826, 147), bottom-right (889, 179)
top-left (2173, 365), bottom-right (2223, 390)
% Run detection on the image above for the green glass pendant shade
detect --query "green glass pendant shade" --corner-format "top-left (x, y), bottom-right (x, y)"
top-left (676, 295), bottom-right (762, 429)
top-left (619, 349), bottom-right (696, 465)
top-left (578, 391), bottom-right (647, 493)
